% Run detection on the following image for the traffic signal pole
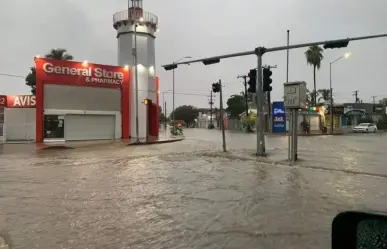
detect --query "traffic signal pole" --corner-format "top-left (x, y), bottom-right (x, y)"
top-left (162, 32), bottom-right (387, 157)
top-left (212, 81), bottom-right (227, 151)
top-left (219, 79), bottom-right (227, 152)
top-left (256, 49), bottom-right (266, 156)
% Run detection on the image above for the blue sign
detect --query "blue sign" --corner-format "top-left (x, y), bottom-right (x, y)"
top-left (272, 101), bottom-right (286, 133)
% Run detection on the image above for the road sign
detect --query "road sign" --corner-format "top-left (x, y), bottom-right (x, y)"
top-left (283, 81), bottom-right (307, 108)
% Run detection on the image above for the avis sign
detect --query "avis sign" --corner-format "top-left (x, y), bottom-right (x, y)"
top-left (272, 101), bottom-right (286, 133)
top-left (7, 95), bottom-right (36, 108)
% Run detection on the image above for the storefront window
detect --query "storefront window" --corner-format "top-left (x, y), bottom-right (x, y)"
top-left (44, 115), bottom-right (64, 139)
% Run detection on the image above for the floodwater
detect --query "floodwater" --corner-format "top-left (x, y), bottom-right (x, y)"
top-left (0, 129), bottom-right (386, 249)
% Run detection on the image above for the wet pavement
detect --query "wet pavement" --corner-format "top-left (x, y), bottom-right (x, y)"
top-left (0, 129), bottom-right (386, 248)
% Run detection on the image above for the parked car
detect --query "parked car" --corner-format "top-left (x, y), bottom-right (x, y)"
top-left (352, 123), bottom-right (377, 133)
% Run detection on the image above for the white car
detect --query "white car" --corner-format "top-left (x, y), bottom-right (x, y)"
top-left (352, 123), bottom-right (377, 133)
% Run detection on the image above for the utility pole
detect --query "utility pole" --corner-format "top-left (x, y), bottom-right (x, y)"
top-left (164, 101), bottom-right (167, 128)
top-left (212, 80), bottom-right (226, 151)
top-left (219, 80), bottom-right (227, 152)
top-left (208, 90), bottom-right (214, 128)
top-left (353, 90), bottom-right (359, 105)
top-left (372, 96), bottom-right (377, 104)
top-left (237, 75), bottom-right (249, 116)
top-left (286, 30), bottom-right (291, 161)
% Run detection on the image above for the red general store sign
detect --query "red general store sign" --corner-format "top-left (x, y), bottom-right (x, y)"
top-left (35, 58), bottom-right (129, 89)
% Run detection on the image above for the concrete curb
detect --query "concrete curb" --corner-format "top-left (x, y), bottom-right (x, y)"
top-left (128, 138), bottom-right (184, 146)
top-left (266, 133), bottom-right (344, 136)
top-left (40, 145), bottom-right (74, 150)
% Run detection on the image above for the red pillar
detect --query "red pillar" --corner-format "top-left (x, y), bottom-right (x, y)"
top-left (35, 57), bottom-right (44, 143)
top-left (121, 68), bottom-right (131, 139)
top-left (155, 77), bottom-right (160, 136)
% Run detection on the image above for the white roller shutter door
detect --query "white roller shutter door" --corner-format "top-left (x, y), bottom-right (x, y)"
top-left (309, 115), bottom-right (320, 131)
top-left (65, 115), bottom-right (115, 141)
top-left (5, 108), bottom-right (36, 141)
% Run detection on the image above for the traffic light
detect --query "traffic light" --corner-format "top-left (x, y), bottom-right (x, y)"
top-left (212, 82), bottom-right (220, 93)
top-left (247, 69), bottom-right (257, 93)
top-left (323, 40), bottom-right (349, 49)
top-left (263, 67), bottom-right (273, 92)
top-left (203, 58), bottom-right (220, 65)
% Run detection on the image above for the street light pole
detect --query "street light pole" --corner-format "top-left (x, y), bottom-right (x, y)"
top-left (172, 67), bottom-right (175, 121)
top-left (329, 52), bottom-right (351, 134)
top-left (134, 23), bottom-right (139, 143)
top-left (172, 56), bottom-right (192, 121)
top-left (162, 90), bottom-right (171, 127)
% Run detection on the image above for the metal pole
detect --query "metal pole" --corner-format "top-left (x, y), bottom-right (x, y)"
top-left (330, 62), bottom-right (334, 135)
top-left (219, 79), bottom-right (227, 152)
top-left (172, 67), bottom-right (175, 121)
top-left (286, 30), bottom-right (291, 161)
top-left (286, 30), bottom-right (290, 82)
top-left (164, 101), bottom-right (167, 128)
top-left (210, 90), bottom-right (213, 126)
top-left (244, 76), bottom-right (249, 116)
top-left (292, 109), bottom-right (298, 162)
top-left (134, 23), bottom-right (140, 143)
top-left (267, 91), bottom-right (271, 132)
top-left (256, 50), bottom-right (266, 156)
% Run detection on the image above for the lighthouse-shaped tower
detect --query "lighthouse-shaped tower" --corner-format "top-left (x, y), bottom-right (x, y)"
top-left (113, 0), bottom-right (159, 139)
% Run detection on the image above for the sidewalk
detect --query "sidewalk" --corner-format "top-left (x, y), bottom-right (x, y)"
top-left (266, 130), bottom-right (345, 136)
top-left (128, 131), bottom-right (184, 145)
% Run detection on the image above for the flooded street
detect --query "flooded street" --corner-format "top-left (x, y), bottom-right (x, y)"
top-left (0, 129), bottom-right (386, 248)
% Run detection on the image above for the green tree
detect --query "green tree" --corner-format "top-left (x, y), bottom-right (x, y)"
top-left (45, 48), bottom-right (73, 60)
top-left (169, 105), bottom-right (198, 125)
top-left (318, 88), bottom-right (331, 104)
top-left (25, 48), bottom-right (74, 94)
top-left (25, 67), bottom-right (37, 95)
top-left (305, 45), bottom-right (324, 105)
top-left (226, 94), bottom-right (245, 119)
top-left (306, 89), bottom-right (317, 106)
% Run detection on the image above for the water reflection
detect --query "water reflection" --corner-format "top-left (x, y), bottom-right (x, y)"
top-left (0, 130), bottom-right (386, 248)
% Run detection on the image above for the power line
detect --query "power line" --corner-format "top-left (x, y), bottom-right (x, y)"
top-left (0, 73), bottom-right (25, 78)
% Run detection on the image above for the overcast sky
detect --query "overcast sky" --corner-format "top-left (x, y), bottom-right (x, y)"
top-left (1, 0), bottom-right (386, 112)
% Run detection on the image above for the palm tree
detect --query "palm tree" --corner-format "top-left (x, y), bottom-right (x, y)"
top-left (45, 48), bottom-right (73, 60)
top-left (306, 89), bottom-right (319, 106)
top-left (25, 48), bottom-right (74, 94)
top-left (305, 45), bottom-right (324, 105)
top-left (318, 89), bottom-right (331, 104)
